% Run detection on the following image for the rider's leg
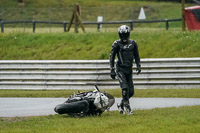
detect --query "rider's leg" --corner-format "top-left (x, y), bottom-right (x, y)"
top-left (116, 70), bottom-right (133, 115)
top-left (125, 73), bottom-right (134, 115)
top-left (117, 88), bottom-right (129, 114)
top-left (127, 70), bottom-right (134, 98)
top-left (116, 71), bottom-right (128, 114)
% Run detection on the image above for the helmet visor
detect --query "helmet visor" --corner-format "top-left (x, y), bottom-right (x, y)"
top-left (119, 32), bottom-right (130, 41)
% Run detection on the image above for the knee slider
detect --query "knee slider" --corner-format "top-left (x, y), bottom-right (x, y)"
top-left (122, 88), bottom-right (129, 102)
top-left (122, 89), bottom-right (127, 97)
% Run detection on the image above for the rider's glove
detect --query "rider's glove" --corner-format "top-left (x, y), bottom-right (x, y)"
top-left (110, 68), bottom-right (116, 79)
top-left (136, 64), bottom-right (141, 75)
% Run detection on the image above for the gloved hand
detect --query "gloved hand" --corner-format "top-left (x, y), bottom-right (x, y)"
top-left (110, 68), bottom-right (116, 79)
top-left (136, 64), bottom-right (141, 75)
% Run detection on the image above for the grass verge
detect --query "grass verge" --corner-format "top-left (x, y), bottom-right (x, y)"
top-left (0, 89), bottom-right (200, 98)
top-left (0, 31), bottom-right (200, 60)
top-left (0, 106), bottom-right (199, 133)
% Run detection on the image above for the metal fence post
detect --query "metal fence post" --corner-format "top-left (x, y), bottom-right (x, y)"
top-left (130, 21), bottom-right (134, 30)
top-left (32, 20), bottom-right (36, 33)
top-left (165, 19), bottom-right (169, 30)
top-left (64, 21), bottom-right (67, 32)
top-left (1, 21), bottom-right (4, 33)
top-left (97, 23), bottom-right (100, 31)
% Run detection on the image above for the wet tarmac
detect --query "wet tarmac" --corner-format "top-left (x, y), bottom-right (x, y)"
top-left (0, 97), bottom-right (200, 117)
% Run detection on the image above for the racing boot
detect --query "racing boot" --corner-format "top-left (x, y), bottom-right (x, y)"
top-left (117, 102), bottom-right (125, 114)
top-left (123, 102), bottom-right (133, 115)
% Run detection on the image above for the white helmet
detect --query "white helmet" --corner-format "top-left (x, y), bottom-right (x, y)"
top-left (118, 25), bottom-right (130, 42)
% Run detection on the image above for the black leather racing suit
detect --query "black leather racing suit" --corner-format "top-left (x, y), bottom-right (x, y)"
top-left (109, 39), bottom-right (140, 103)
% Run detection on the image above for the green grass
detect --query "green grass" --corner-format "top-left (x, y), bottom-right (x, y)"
top-left (0, 0), bottom-right (195, 28)
top-left (0, 106), bottom-right (199, 133)
top-left (0, 0), bottom-right (180, 7)
top-left (0, 89), bottom-right (200, 98)
top-left (0, 31), bottom-right (200, 60)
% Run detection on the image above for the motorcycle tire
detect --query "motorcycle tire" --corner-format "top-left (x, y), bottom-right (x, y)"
top-left (54, 100), bottom-right (89, 114)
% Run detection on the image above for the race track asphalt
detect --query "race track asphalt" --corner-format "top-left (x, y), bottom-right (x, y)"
top-left (0, 98), bottom-right (200, 117)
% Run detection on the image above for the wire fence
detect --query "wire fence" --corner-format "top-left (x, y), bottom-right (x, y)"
top-left (0, 6), bottom-right (182, 33)
top-left (0, 19), bottom-right (182, 33)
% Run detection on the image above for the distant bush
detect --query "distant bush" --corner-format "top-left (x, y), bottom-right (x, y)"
top-left (132, 0), bottom-right (195, 3)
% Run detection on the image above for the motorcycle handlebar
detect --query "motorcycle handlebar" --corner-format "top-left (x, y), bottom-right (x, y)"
top-left (94, 84), bottom-right (100, 92)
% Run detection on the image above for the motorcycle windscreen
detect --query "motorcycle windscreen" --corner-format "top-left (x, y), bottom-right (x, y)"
top-left (104, 93), bottom-right (115, 108)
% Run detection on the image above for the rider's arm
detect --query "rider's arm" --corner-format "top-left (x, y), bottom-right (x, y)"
top-left (133, 41), bottom-right (140, 66)
top-left (109, 41), bottom-right (119, 69)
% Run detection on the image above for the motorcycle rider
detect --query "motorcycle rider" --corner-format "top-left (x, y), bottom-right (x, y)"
top-left (109, 25), bottom-right (141, 115)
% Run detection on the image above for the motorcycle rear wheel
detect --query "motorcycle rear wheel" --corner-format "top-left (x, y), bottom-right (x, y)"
top-left (54, 100), bottom-right (89, 114)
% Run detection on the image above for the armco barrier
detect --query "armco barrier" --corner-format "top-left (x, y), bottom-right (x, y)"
top-left (0, 58), bottom-right (200, 90)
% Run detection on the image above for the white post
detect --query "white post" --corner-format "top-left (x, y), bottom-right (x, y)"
top-left (97, 16), bottom-right (103, 29)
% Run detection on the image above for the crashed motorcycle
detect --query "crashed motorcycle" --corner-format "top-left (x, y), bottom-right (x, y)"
top-left (54, 85), bottom-right (115, 117)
